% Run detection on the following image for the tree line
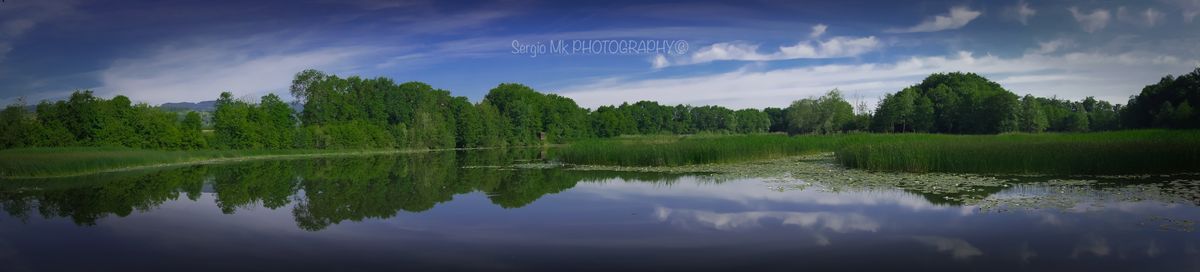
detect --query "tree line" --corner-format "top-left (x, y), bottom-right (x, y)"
top-left (767, 69), bottom-right (1198, 135)
top-left (0, 69), bottom-right (770, 150)
top-left (1, 68), bottom-right (1196, 150)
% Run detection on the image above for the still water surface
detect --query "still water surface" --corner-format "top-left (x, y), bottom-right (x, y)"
top-left (1, 150), bottom-right (1197, 271)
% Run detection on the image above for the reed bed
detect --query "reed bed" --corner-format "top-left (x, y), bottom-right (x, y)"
top-left (555, 130), bottom-right (1200, 175)
top-left (834, 130), bottom-right (1200, 175)
top-left (553, 134), bottom-right (839, 166)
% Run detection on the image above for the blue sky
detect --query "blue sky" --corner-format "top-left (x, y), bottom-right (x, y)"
top-left (0, 0), bottom-right (1198, 109)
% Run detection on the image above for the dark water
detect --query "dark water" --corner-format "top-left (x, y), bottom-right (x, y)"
top-left (1, 150), bottom-right (1197, 272)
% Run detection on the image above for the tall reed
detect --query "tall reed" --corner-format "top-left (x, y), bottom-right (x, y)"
top-left (556, 130), bottom-right (1200, 175)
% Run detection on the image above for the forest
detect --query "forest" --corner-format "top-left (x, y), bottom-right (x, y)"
top-left (0, 68), bottom-right (1197, 150)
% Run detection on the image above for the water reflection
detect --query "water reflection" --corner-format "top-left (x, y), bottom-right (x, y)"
top-left (0, 149), bottom-right (693, 230)
top-left (0, 149), bottom-right (1197, 271)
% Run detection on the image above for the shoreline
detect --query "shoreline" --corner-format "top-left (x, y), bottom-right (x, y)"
top-left (0, 147), bottom-right (507, 180)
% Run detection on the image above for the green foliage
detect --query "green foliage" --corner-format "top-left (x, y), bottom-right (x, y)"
top-left (1123, 67), bottom-right (1200, 129)
top-left (0, 147), bottom-right (361, 178)
top-left (483, 83), bottom-right (590, 145)
top-left (1018, 95), bottom-right (1048, 133)
top-left (788, 89), bottom-right (858, 134)
top-left (559, 130), bottom-right (1200, 175)
top-left (873, 73), bottom-right (1018, 134)
top-left (297, 121), bottom-right (394, 149)
top-left (0, 149), bottom-right (691, 229)
top-left (10, 68), bottom-right (1195, 154)
top-left (255, 93), bottom-right (296, 149)
top-left (555, 134), bottom-right (835, 166)
top-left (763, 107), bottom-right (788, 132)
top-left (1, 91), bottom-right (195, 150)
top-left (0, 101), bottom-right (36, 149)
top-left (733, 109), bottom-right (770, 133)
top-left (212, 92), bottom-right (259, 149)
top-left (590, 105), bottom-right (637, 137)
top-left (180, 111), bottom-right (206, 149)
top-left (689, 105), bottom-right (736, 132)
top-left (835, 130), bottom-right (1200, 174)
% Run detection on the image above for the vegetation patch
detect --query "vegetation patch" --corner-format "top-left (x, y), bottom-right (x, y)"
top-left (555, 130), bottom-right (1200, 175)
top-left (0, 147), bottom-right (415, 179)
top-left (834, 130), bottom-right (1200, 175)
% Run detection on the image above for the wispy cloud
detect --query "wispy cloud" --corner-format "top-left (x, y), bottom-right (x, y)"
top-left (1162, 0), bottom-right (1200, 23)
top-left (1027, 38), bottom-right (1073, 54)
top-left (1069, 7), bottom-right (1112, 33)
top-left (0, 1), bottom-right (79, 63)
top-left (1117, 7), bottom-right (1167, 27)
top-left (1012, 0), bottom-right (1037, 25)
top-left (96, 35), bottom-right (378, 104)
top-left (559, 49), bottom-right (1199, 109)
top-left (913, 236), bottom-right (983, 260)
top-left (657, 26), bottom-right (881, 68)
top-left (654, 207), bottom-right (881, 233)
top-left (809, 24), bottom-right (828, 38)
top-left (887, 6), bottom-right (982, 33)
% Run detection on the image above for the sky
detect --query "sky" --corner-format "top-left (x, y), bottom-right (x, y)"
top-left (0, 0), bottom-right (1198, 109)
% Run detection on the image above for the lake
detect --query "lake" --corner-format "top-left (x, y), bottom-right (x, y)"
top-left (1, 149), bottom-right (1197, 271)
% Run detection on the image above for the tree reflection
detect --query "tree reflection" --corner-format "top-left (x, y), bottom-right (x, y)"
top-left (0, 166), bottom-right (206, 225)
top-left (0, 149), bottom-right (693, 230)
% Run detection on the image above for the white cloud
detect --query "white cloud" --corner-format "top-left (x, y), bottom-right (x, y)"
top-left (1071, 235), bottom-right (1111, 258)
top-left (809, 23), bottom-right (828, 38)
top-left (651, 54), bottom-right (670, 69)
top-left (1069, 7), bottom-right (1112, 33)
top-left (572, 176), bottom-right (957, 212)
top-left (1015, 0), bottom-right (1037, 25)
top-left (913, 236), bottom-right (983, 260)
top-left (779, 36), bottom-right (881, 58)
top-left (667, 35), bottom-right (880, 67)
top-left (97, 36), bottom-right (376, 104)
top-left (559, 50), bottom-right (1199, 109)
top-left (1028, 38), bottom-right (1073, 54)
top-left (654, 207), bottom-right (881, 233)
top-left (887, 6), bottom-right (981, 33)
top-left (1118, 7), bottom-right (1167, 27)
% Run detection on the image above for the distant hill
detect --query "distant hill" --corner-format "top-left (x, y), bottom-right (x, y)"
top-left (160, 101), bottom-right (216, 111)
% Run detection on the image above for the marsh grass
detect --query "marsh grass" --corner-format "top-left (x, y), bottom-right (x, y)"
top-left (835, 130), bottom-right (1200, 175)
top-left (553, 134), bottom-right (839, 166)
top-left (555, 130), bottom-right (1200, 175)
top-left (0, 147), bottom-right (396, 178)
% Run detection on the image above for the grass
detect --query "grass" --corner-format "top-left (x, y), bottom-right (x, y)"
top-left (0, 147), bottom-right (407, 179)
top-left (554, 130), bottom-right (1200, 175)
top-left (553, 133), bottom-right (839, 166)
top-left (6, 130), bottom-right (1198, 178)
top-left (835, 130), bottom-right (1200, 175)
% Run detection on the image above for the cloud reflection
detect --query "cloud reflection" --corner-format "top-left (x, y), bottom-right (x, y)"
top-left (653, 207), bottom-right (880, 233)
top-left (912, 236), bottom-right (983, 260)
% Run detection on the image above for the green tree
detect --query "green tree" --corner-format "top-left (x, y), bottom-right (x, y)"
top-left (1065, 105), bottom-right (1090, 132)
top-left (1123, 68), bottom-right (1200, 129)
top-left (1018, 95), bottom-right (1048, 133)
top-left (180, 111), bottom-right (207, 149)
top-left (912, 96), bottom-right (935, 132)
top-left (733, 109), bottom-right (770, 133)
top-left (1173, 101), bottom-right (1194, 128)
top-left (872, 90), bottom-right (914, 132)
top-left (255, 93), bottom-right (296, 149)
top-left (213, 92), bottom-right (257, 149)
top-left (763, 107), bottom-right (788, 133)
top-left (0, 102), bottom-right (34, 148)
